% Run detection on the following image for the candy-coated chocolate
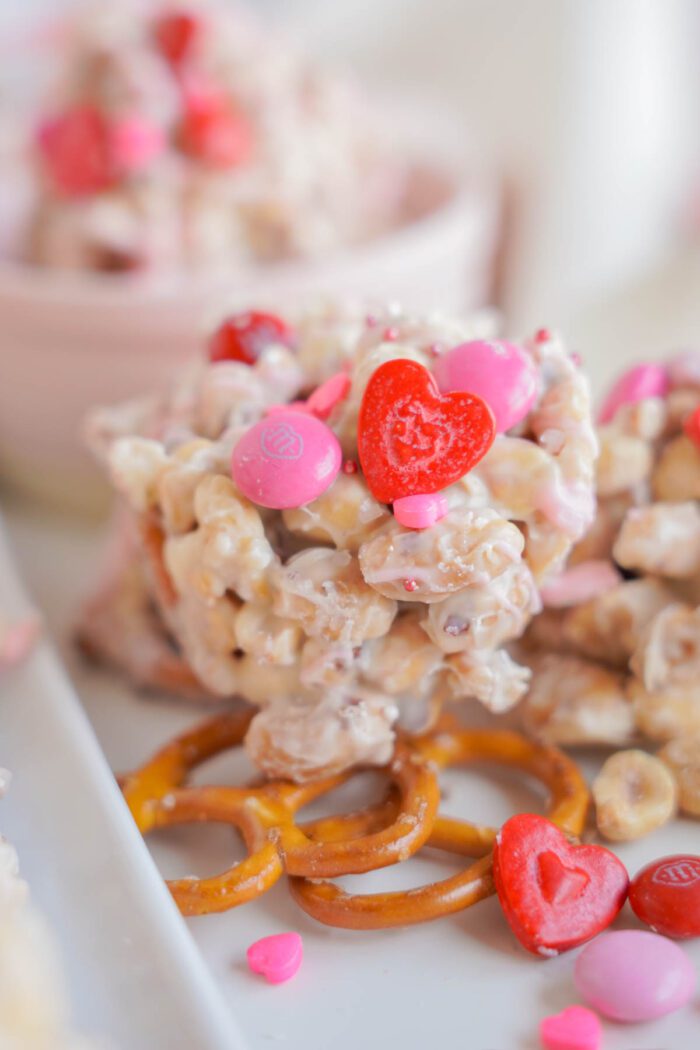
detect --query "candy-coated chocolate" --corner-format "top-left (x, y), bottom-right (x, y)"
top-left (358, 359), bottom-right (495, 504)
top-left (393, 493), bottom-right (449, 530)
top-left (598, 363), bottom-right (669, 424)
top-left (209, 311), bottom-right (295, 365)
top-left (574, 930), bottom-right (696, 1021)
top-left (304, 372), bottom-right (351, 420)
top-left (540, 560), bottom-right (622, 608)
top-left (493, 813), bottom-right (629, 956)
top-left (247, 932), bottom-right (303, 984)
top-left (629, 854), bottom-right (700, 938)
top-left (154, 9), bottom-right (201, 65)
top-left (37, 106), bottom-right (115, 198)
top-left (434, 339), bottom-right (538, 433)
top-left (232, 410), bottom-right (341, 509)
top-left (539, 1005), bottom-right (602, 1050)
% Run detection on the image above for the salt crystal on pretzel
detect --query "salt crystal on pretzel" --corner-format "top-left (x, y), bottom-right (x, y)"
top-left (83, 302), bottom-right (596, 781)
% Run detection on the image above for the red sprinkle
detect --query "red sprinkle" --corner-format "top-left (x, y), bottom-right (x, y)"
top-left (382, 326), bottom-right (400, 342)
top-left (343, 460), bottom-right (358, 475)
top-left (684, 405), bottom-right (700, 448)
top-left (402, 578), bottom-right (419, 592)
top-left (208, 311), bottom-right (295, 365)
top-left (535, 328), bottom-right (552, 344)
top-left (154, 10), bottom-right (201, 66)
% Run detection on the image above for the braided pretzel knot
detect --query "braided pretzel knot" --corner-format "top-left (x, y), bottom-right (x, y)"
top-left (121, 709), bottom-right (440, 915)
top-left (290, 725), bottom-right (589, 928)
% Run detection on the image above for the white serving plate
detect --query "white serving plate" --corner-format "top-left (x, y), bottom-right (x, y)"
top-left (4, 497), bottom-right (700, 1050)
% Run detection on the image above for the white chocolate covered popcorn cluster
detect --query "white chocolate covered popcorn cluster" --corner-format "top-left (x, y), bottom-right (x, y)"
top-left (27, 2), bottom-right (415, 273)
top-left (520, 355), bottom-right (700, 837)
top-left (0, 777), bottom-right (96, 1050)
top-left (81, 303), bottom-right (596, 781)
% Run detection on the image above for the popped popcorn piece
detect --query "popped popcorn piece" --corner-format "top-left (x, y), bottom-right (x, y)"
top-left (520, 654), bottom-right (636, 747)
top-left (245, 689), bottom-right (398, 782)
top-left (273, 548), bottom-right (397, 644)
top-left (613, 502), bottom-right (700, 578)
top-left (359, 507), bottom-right (524, 603)
top-left (447, 649), bottom-right (531, 713)
top-left (658, 736), bottom-right (700, 818)
top-left (592, 750), bottom-right (677, 842)
top-left (423, 561), bottom-right (539, 655)
top-left (282, 472), bottom-right (390, 551)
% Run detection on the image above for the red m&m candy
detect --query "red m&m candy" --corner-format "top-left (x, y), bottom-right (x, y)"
top-left (208, 311), bottom-right (295, 365)
top-left (629, 854), bottom-right (700, 938)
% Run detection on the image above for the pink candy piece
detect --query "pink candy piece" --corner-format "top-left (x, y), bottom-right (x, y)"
top-left (304, 372), bottom-right (351, 420)
top-left (574, 930), bottom-right (696, 1022)
top-left (598, 363), bottom-right (669, 424)
top-left (540, 1006), bottom-right (602, 1050)
top-left (540, 560), bottom-right (622, 608)
top-left (434, 339), bottom-right (538, 433)
top-left (393, 492), bottom-right (449, 530)
top-left (0, 616), bottom-right (41, 671)
top-left (247, 932), bottom-right (303, 985)
top-left (232, 410), bottom-right (341, 510)
top-left (110, 117), bottom-right (166, 174)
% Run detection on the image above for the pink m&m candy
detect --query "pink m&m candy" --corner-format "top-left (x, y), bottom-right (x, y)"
top-left (574, 930), bottom-right (696, 1022)
top-left (232, 410), bottom-right (341, 509)
top-left (598, 363), bottom-right (669, 424)
top-left (434, 340), bottom-right (538, 433)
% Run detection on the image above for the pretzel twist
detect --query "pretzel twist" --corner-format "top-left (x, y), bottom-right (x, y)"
top-left (122, 710), bottom-right (440, 915)
top-left (290, 725), bottom-right (589, 928)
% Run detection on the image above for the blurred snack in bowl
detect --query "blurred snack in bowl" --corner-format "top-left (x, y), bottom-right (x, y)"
top-left (0, 2), bottom-right (499, 511)
top-left (78, 304), bottom-right (596, 782)
top-left (25, 1), bottom-right (413, 272)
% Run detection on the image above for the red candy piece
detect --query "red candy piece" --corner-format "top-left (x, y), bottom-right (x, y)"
top-left (208, 311), bottom-right (295, 365)
top-left (180, 94), bottom-right (253, 168)
top-left (154, 9), bottom-right (201, 66)
top-left (683, 406), bottom-right (700, 449)
top-left (37, 106), bottom-right (116, 198)
top-left (629, 854), bottom-right (700, 939)
top-left (357, 359), bottom-right (495, 504)
top-left (493, 814), bottom-right (629, 956)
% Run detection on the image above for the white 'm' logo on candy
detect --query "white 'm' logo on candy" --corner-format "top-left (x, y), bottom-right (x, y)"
top-left (651, 859), bottom-right (700, 887)
top-left (260, 422), bottom-right (304, 461)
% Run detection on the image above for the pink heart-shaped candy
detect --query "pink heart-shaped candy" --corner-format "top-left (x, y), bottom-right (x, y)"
top-left (246, 932), bottom-right (303, 985)
top-left (540, 1006), bottom-right (602, 1050)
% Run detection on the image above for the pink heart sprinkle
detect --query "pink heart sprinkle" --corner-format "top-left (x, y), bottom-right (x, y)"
top-left (305, 372), bottom-right (351, 420)
top-left (540, 1006), bottom-right (602, 1050)
top-left (393, 492), bottom-right (449, 530)
top-left (246, 932), bottom-right (303, 985)
top-left (110, 117), bottom-right (166, 174)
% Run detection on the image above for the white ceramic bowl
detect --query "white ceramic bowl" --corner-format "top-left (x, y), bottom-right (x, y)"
top-left (0, 100), bottom-right (499, 510)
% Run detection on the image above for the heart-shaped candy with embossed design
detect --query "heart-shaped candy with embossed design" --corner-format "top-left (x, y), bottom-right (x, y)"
top-left (493, 813), bottom-right (629, 956)
top-left (357, 359), bottom-right (495, 504)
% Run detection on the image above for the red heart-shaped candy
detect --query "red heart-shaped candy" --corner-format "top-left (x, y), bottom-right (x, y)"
top-left (493, 814), bottom-right (629, 956)
top-left (357, 359), bottom-right (495, 504)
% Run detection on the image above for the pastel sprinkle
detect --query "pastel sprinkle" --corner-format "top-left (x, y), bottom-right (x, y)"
top-left (540, 560), bottom-right (622, 608)
top-left (304, 372), bottom-right (351, 420)
top-left (539, 1006), bottom-right (602, 1050)
top-left (598, 364), bottom-right (669, 424)
top-left (246, 932), bottom-right (303, 985)
top-left (393, 492), bottom-right (449, 530)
